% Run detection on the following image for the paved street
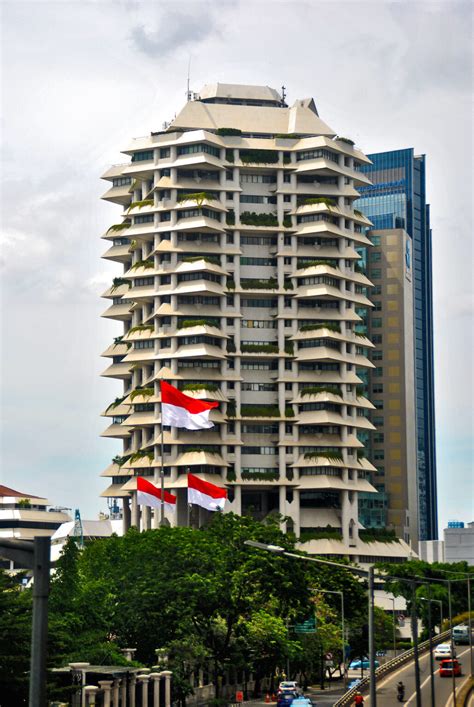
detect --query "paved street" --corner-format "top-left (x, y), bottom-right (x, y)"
top-left (364, 644), bottom-right (473, 707)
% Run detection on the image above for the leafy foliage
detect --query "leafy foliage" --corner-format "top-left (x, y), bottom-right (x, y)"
top-left (300, 197), bottom-right (336, 208)
top-left (130, 259), bottom-right (154, 270)
top-left (177, 192), bottom-right (218, 207)
top-left (178, 318), bottom-right (220, 329)
top-left (240, 212), bottom-right (278, 227)
top-left (300, 385), bottom-right (341, 397)
top-left (299, 322), bottom-right (341, 333)
top-left (216, 127), bottom-right (242, 136)
top-left (182, 382), bottom-right (219, 392)
top-left (127, 199), bottom-right (154, 212)
top-left (240, 149), bottom-right (279, 164)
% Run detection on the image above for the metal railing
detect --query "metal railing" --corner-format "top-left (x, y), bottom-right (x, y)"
top-left (333, 629), bottom-right (452, 707)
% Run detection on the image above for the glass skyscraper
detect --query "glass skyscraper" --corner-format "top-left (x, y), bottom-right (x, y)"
top-left (356, 149), bottom-right (437, 540)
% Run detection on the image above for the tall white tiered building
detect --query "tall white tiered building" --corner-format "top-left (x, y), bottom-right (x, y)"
top-left (100, 83), bottom-right (399, 561)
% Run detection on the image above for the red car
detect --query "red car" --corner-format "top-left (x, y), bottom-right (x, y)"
top-left (439, 659), bottom-right (462, 677)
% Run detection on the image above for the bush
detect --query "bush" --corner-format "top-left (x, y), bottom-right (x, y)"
top-left (300, 527), bottom-right (343, 542)
top-left (216, 127), bottom-right (242, 136)
top-left (240, 278), bottom-right (278, 290)
top-left (178, 319), bottom-right (219, 329)
top-left (240, 149), bottom-right (279, 164)
top-left (177, 191), bottom-right (217, 204)
top-left (359, 529), bottom-right (398, 543)
top-left (297, 260), bottom-right (337, 270)
top-left (225, 149), bottom-right (234, 163)
top-left (300, 197), bottom-right (336, 207)
top-left (336, 136), bottom-right (355, 146)
top-left (182, 382), bottom-right (218, 392)
top-left (299, 322), bottom-right (341, 333)
top-left (303, 451), bottom-right (343, 462)
top-left (241, 212), bottom-right (278, 227)
top-left (301, 385), bottom-right (341, 397)
top-left (283, 216), bottom-right (292, 228)
top-left (241, 405), bottom-right (280, 417)
top-left (241, 343), bottom-right (278, 354)
top-left (183, 255), bottom-right (220, 265)
top-left (226, 211), bottom-right (235, 225)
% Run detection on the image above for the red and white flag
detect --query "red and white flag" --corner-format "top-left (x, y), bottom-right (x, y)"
top-left (161, 381), bottom-right (218, 430)
top-left (187, 473), bottom-right (227, 512)
top-left (136, 476), bottom-right (177, 513)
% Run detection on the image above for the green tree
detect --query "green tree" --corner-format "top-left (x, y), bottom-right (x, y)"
top-left (0, 570), bottom-right (31, 704)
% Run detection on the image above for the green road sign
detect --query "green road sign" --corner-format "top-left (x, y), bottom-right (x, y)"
top-left (294, 617), bottom-right (316, 633)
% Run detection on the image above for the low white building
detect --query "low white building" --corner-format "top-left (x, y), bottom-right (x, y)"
top-left (444, 522), bottom-right (474, 565)
top-left (50, 518), bottom-right (123, 561)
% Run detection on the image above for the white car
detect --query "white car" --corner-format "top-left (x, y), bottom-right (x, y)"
top-left (434, 643), bottom-right (456, 661)
top-left (278, 681), bottom-right (302, 695)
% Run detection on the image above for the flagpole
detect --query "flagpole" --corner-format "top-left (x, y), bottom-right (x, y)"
top-left (160, 380), bottom-right (165, 527)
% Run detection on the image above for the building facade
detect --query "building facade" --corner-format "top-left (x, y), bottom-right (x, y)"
top-left (0, 484), bottom-right (71, 570)
top-left (100, 83), bottom-right (415, 562)
top-left (357, 229), bottom-right (418, 545)
top-left (355, 150), bottom-right (437, 540)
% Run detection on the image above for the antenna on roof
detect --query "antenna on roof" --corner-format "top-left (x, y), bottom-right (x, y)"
top-left (186, 56), bottom-right (192, 101)
top-left (281, 85), bottom-right (287, 106)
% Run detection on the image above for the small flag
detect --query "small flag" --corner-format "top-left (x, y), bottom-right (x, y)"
top-left (187, 473), bottom-right (227, 512)
top-left (136, 476), bottom-right (176, 513)
top-left (161, 381), bottom-right (218, 430)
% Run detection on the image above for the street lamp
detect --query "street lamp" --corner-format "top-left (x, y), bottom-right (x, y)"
top-left (243, 541), bottom-right (377, 707)
top-left (419, 597), bottom-right (443, 630)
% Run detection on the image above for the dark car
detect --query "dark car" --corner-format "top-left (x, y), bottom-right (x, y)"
top-left (277, 692), bottom-right (298, 706)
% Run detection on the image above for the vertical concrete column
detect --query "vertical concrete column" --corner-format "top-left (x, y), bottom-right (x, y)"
top-left (149, 673), bottom-right (161, 707)
top-left (138, 674), bottom-right (149, 707)
top-left (112, 678), bottom-right (121, 707)
top-left (129, 674), bottom-right (137, 707)
top-left (142, 505), bottom-right (151, 530)
top-left (279, 485), bottom-right (287, 532)
top-left (131, 492), bottom-right (139, 528)
top-left (120, 678), bottom-right (127, 706)
top-left (232, 485), bottom-right (242, 514)
top-left (293, 489), bottom-right (301, 537)
top-left (123, 497), bottom-right (131, 533)
top-left (160, 671), bottom-right (172, 707)
top-left (84, 686), bottom-right (98, 706)
top-left (99, 680), bottom-right (113, 707)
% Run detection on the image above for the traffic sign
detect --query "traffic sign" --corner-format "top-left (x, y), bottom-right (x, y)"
top-left (294, 617), bottom-right (316, 633)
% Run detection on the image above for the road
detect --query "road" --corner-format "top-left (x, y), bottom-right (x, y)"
top-left (363, 644), bottom-right (473, 707)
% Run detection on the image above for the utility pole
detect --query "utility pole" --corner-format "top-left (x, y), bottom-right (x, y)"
top-left (427, 586), bottom-right (435, 707)
top-left (448, 580), bottom-right (456, 704)
top-left (468, 576), bottom-right (473, 678)
top-left (368, 566), bottom-right (376, 707)
top-left (411, 580), bottom-right (422, 707)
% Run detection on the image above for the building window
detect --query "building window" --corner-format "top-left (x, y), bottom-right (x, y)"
top-left (371, 268), bottom-right (381, 279)
top-left (372, 334), bottom-right (382, 344)
top-left (373, 383), bottom-right (383, 393)
top-left (372, 350), bottom-right (383, 361)
top-left (372, 286), bottom-right (381, 295)
top-left (283, 174), bottom-right (291, 183)
top-left (131, 150), bottom-right (154, 162)
top-left (372, 318), bottom-right (382, 328)
top-left (159, 147), bottom-right (170, 158)
top-left (374, 433), bottom-right (384, 444)
top-left (284, 195), bottom-right (292, 202)
top-left (226, 233), bottom-right (234, 243)
top-left (177, 143), bottom-right (220, 158)
top-left (370, 252), bottom-right (382, 262)
top-left (135, 214), bottom-right (154, 224)
top-left (112, 177), bottom-right (132, 187)
top-left (371, 235), bottom-right (381, 245)
top-left (374, 367), bottom-right (383, 377)
top-left (374, 400), bottom-right (384, 409)
top-left (373, 450), bottom-right (385, 461)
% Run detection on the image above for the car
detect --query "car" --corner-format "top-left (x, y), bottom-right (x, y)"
top-left (277, 692), bottom-right (298, 706)
top-left (349, 658), bottom-right (380, 670)
top-left (279, 681), bottom-right (302, 695)
top-left (439, 659), bottom-right (462, 677)
top-left (434, 643), bottom-right (456, 661)
top-left (291, 699), bottom-right (315, 706)
top-left (348, 679), bottom-right (362, 690)
top-left (452, 625), bottom-right (471, 645)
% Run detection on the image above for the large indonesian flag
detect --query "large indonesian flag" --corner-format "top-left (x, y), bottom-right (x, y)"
top-left (161, 381), bottom-right (218, 430)
top-left (136, 476), bottom-right (177, 513)
top-left (187, 473), bottom-right (227, 512)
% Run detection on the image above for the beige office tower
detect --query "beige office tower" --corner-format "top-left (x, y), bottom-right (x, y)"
top-left (366, 228), bottom-right (418, 545)
top-left (100, 83), bottom-right (383, 554)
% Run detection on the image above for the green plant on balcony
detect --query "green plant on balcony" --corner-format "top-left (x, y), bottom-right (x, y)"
top-left (240, 211), bottom-right (278, 227)
top-left (285, 406), bottom-right (295, 418)
top-left (284, 280), bottom-right (294, 290)
top-left (111, 277), bottom-right (130, 292)
top-left (304, 450), bottom-right (343, 462)
top-left (356, 449), bottom-right (366, 459)
top-left (226, 402), bottom-right (236, 418)
top-left (129, 450), bottom-right (154, 464)
top-left (241, 470), bottom-right (279, 481)
top-left (182, 382), bottom-right (219, 392)
top-left (240, 278), bottom-right (278, 290)
top-left (106, 395), bottom-right (128, 413)
top-left (283, 154), bottom-right (291, 164)
top-left (354, 263), bottom-right (365, 273)
top-left (183, 255), bottom-right (220, 265)
top-left (354, 208), bottom-right (363, 217)
top-left (336, 136), bottom-right (355, 146)
top-left (241, 404), bottom-right (280, 418)
top-left (130, 387), bottom-right (154, 402)
top-left (297, 259), bottom-right (338, 270)
top-left (301, 385), bottom-right (341, 397)
top-left (241, 343), bottom-right (278, 354)
top-left (177, 191), bottom-right (218, 207)
top-left (17, 498), bottom-right (31, 509)
top-left (227, 341), bottom-right (236, 353)
top-left (286, 468), bottom-right (294, 480)
top-left (299, 526), bottom-right (343, 542)
top-left (299, 322), bottom-right (341, 332)
top-left (282, 216), bottom-right (292, 228)
top-left (275, 133), bottom-right (301, 139)
top-left (182, 446), bottom-right (220, 455)
top-left (178, 318), bottom-right (220, 329)
top-left (107, 222), bottom-right (131, 233)
top-left (131, 258), bottom-right (154, 270)
top-left (226, 279), bottom-right (236, 290)
top-left (240, 149), bottom-right (279, 164)
top-left (127, 199), bottom-right (154, 212)
top-left (227, 469), bottom-right (237, 482)
top-left (226, 210), bottom-right (235, 225)
top-left (128, 239), bottom-right (138, 252)
top-left (216, 127), bottom-right (242, 136)
top-left (354, 330), bottom-right (368, 339)
top-left (225, 149), bottom-right (235, 163)
top-left (127, 324), bottom-right (154, 335)
top-left (301, 197), bottom-right (337, 208)
top-left (284, 340), bottom-right (294, 355)
top-left (113, 336), bottom-right (132, 349)
top-left (359, 528), bottom-right (397, 543)
top-left (112, 453), bottom-right (131, 467)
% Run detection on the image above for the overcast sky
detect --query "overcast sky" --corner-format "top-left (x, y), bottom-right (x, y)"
top-left (0, 0), bottom-right (472, 534)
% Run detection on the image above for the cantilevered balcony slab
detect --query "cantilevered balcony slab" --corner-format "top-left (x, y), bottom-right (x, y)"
top-left (295, 410), bottom-right (376, 430)
top-left (173, 216), bottom-right (225, 233)
top-left (277, 371), bottom-right (362, 385)
top-left (285, 434), bottom-right (363, 448)
top-left (172, 324), bottom-right (229, 339)
top-left (101, 423), bottom-right (133, 439)
top-left (295, 221), bottom-right (372, 247)
top-left (102, 243), bottom-right (132, 262)
top-left (174, 259), bottom-right (228, 276)
top-left (100, 483), bottom-right (132, 498)
top-left (173, 451), bottom-right (229, 467)
top-left (293, 475), bottom-right (376, 493)
top-left (162, 343), bottom-right (227, 360)
top-left (101, 303), bottom-right (133, 321)
top-left (101, 362), bottom-right (133, 379)
top-left (290, 328), bottom-right (374, 348)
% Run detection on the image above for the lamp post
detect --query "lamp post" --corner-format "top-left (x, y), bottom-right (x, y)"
top-left (315, 588), bottom-right (346, 689)
top-left (243, 540), bottom-right (377, 706)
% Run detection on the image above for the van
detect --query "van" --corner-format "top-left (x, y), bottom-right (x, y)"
top-left (452, 625), bottom-right (470, 645)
